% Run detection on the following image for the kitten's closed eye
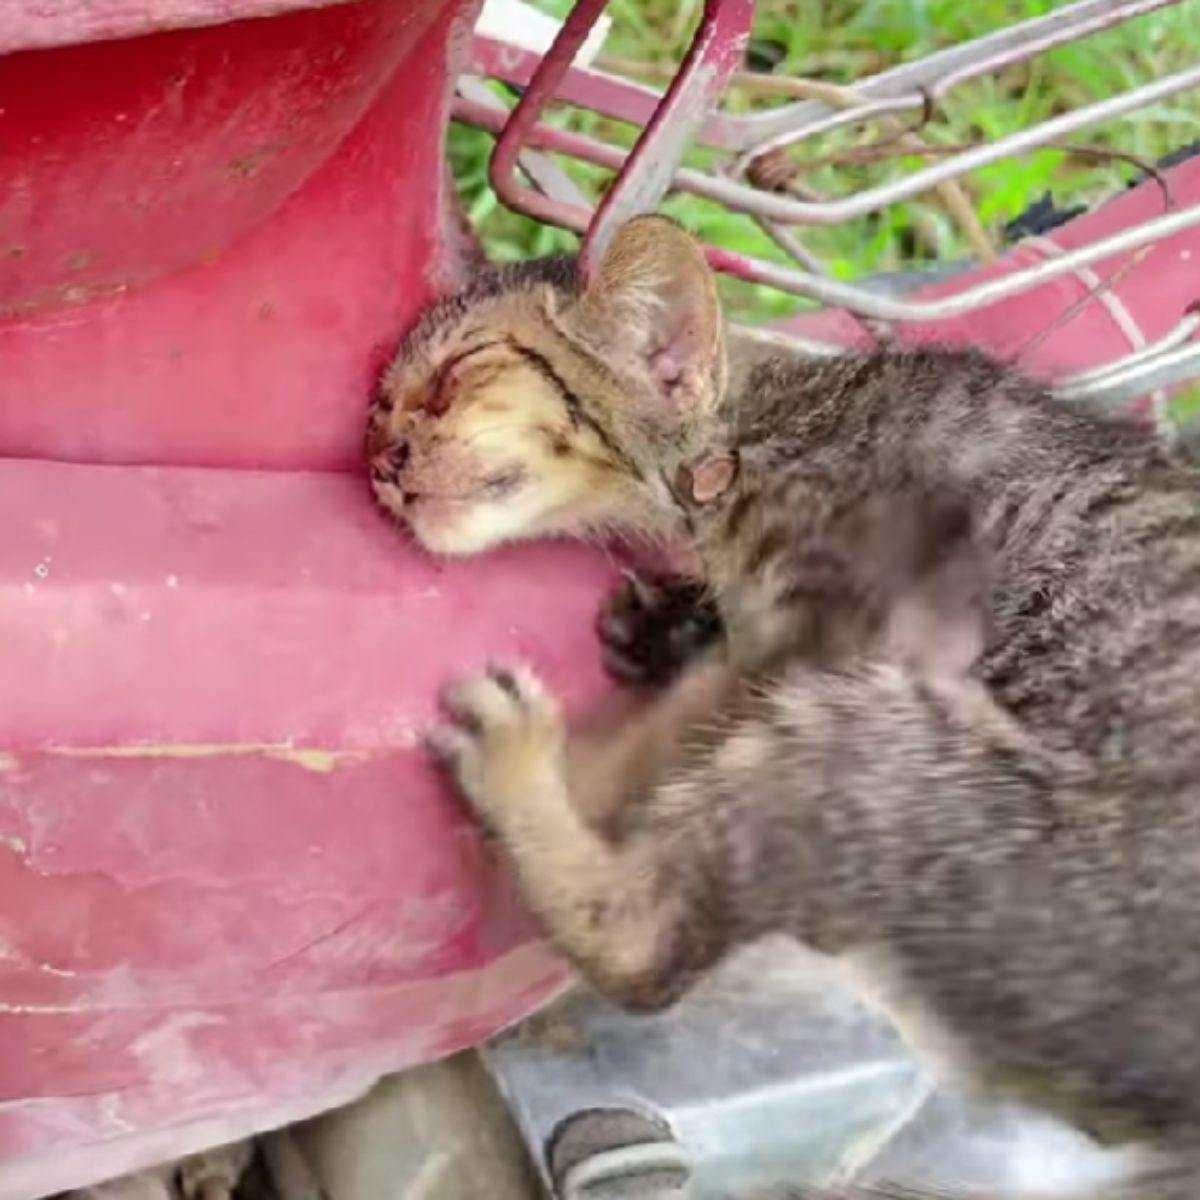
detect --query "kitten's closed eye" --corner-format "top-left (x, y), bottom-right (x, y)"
top-left (482, 468), bottom-right (526, 498)
top-left (426, 364), bottom-right (454, 418)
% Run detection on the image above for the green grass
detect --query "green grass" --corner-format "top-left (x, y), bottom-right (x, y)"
top-left (449, 0), bottom-right (1200, 429)
top-left (449, 0), bottom-right (1200, 325)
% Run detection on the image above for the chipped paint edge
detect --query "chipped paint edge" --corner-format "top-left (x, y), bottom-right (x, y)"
top-left (34, 743), bottom-right (399, 773)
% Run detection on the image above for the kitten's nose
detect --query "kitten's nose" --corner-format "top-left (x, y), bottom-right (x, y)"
top-left (388, 441), bottom-right (410, 472)
top-left (370, 438), bottom-right (410, 482)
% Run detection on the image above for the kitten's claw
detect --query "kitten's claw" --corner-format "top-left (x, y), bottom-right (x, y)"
top-left (429, 664), bottom-right (566, 828)
top-left (597, 572), bottom-right (723, 687)
top-left (424, 724), bottom-right (475, 770)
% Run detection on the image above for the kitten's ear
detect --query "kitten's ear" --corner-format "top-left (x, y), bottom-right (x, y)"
top-left (567, 216), bottom-right (726, 421)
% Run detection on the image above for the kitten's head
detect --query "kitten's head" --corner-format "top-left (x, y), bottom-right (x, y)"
top-left (368, 216), bottom-right (727, 555)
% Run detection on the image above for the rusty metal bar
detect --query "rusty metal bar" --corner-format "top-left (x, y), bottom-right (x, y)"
top-left (582, 0), bottom-right (753, 270)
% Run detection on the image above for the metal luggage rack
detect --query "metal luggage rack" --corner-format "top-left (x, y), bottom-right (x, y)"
top-left (453, 0), bottom-right (1200, 418)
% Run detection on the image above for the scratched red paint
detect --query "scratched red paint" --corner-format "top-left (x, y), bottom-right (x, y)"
top-left (0, 1), bottom-right (614, 1196)
top-left (0, 462), bottom-right (619, 1198)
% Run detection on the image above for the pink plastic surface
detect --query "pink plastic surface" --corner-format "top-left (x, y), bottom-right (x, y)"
top-left (0, 463), bottom-right (615, 1200)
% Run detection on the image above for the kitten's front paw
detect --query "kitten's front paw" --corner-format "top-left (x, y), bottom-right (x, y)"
top-left (428, 664), bottom-right (566, 830)
top-left (597, 572), bottom-right (723, 687)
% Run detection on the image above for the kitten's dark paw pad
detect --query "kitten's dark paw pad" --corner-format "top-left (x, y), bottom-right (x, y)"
top-left (597, 572), bottom-right (723, 687)
top-left (427, 663), bottom-right (565, 828)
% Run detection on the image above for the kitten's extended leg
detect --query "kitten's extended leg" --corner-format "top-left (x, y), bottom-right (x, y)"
top-left (429, 657), bottom-right (1061, 1014)
top-left (429, 660), bottom-right (738, 1006)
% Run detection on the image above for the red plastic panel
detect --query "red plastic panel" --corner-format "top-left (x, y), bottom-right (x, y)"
top-left (0, 1), bottom-right (349, 56)
top-left (0, 0), bottom-right (477, 471)
top-left (0, 2), bottom-right (447, 312)
top-left (0, 460), bottom-right (618, 1198)
top-left (780, 157), bottom-right (1200, 395)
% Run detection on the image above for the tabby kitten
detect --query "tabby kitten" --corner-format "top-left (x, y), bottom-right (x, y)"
top-left (370, 216), bottom-right (1200, 1200)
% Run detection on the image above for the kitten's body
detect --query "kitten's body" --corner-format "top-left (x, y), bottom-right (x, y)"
top-left (370, 218), bottom-right (1200, 1197)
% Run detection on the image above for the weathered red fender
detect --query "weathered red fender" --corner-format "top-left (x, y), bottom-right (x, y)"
top-left (0, 2), bottom-right (615, 1196)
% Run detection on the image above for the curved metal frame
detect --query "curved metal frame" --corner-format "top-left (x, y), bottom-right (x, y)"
top-left (454, 0), bottom-right (1200, 411)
